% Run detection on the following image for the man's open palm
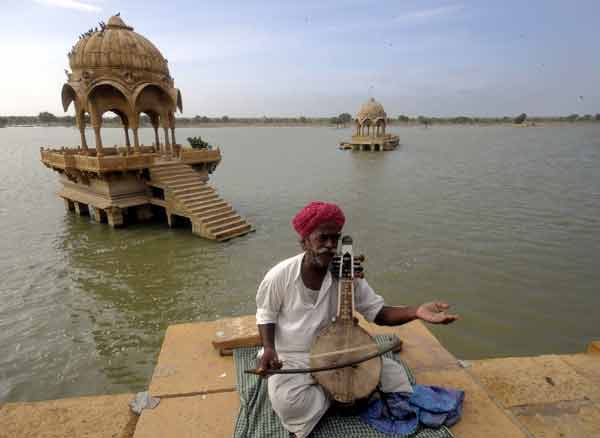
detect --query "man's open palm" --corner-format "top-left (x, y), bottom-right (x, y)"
top-left (416, 301), bottom-right (459, 324)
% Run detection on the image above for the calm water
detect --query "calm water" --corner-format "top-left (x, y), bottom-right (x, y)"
top-left (1, 125), bottom-right (600, 403)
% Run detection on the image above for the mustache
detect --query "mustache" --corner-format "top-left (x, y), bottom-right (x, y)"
top-left (316, 248), bottom-right (336, 256)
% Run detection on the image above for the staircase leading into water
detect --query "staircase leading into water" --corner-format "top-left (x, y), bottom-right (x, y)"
top-left (148, 162), bottom-right (254, 241)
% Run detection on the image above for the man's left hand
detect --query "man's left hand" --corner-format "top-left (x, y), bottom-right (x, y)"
top-left (416, 301), bottom-right (458, 324)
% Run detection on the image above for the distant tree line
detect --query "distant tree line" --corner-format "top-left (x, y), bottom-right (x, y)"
top-left (393, 113), bottom-right (600, 125)
top-left (1, 111), bottom-right (600, 128)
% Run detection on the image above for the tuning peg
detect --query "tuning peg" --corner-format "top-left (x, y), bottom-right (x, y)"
top-left (355, 255), bottom-right (366, 263)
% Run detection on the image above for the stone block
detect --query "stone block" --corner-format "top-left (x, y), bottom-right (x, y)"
top-left (558, 353), bottom-right (600, 402)
top-left (469, 355), bottom-right (594, 408)
top-left (0, 393), bottom-right (136, 438)
top-left (148, 321), bottom-right (237, 397)
top-left (361, 317), bottom-right (459, 372)
top-left (211, 315), bottom-right (261, 354)
top-left (510, 400), bottom-right (600, 438)
top-left (587, 340), bottom-right (600, 354)
top-left (414, 369), bottom-right (527, 438)
top-left (133, 392), bottom-right (239, 438)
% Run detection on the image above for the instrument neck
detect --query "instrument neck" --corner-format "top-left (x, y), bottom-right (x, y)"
top-left (337, 278), bottom-right (354, 322)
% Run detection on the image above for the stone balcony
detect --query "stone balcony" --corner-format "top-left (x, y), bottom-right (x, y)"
top-left (40, 146), bottom-right (221, 175)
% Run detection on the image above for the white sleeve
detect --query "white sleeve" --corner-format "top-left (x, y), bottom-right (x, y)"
top-left (255, 271), bottom-right (284, 325)
top-left (354, 278), bottom-right (385, 322)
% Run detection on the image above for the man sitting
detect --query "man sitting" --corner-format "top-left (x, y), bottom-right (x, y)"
top-left (256, 201), bottom-right (458, 438)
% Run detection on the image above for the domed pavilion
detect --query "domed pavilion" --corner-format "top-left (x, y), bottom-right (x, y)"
top-left (340, 98), bottom-right (399, 151)
top-left (62, 14), bottom-right (180, 156)
top-left (40, 15), bottom-right (253, 241)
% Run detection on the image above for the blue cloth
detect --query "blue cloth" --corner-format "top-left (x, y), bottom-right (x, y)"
top-left (360, 385), bottom-right (465, 435)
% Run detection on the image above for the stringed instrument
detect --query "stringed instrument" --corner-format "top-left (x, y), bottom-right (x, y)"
top-left (309, 236), bottom-right (381, 404)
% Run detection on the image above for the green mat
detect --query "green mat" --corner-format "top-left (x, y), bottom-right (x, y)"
top-left (233, 334), bottom-right (454, 438)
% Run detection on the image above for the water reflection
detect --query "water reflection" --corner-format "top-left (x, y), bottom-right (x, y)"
top-left (59, 213), bottom-right (232, 389)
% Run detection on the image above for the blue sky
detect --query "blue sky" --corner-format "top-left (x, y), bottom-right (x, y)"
top-left (1, 0), bottom-right (599, 117)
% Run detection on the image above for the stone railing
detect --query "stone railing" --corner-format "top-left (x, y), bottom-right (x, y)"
top-left (179, 148), bottom-right (222, 164)
top-left (351, 133), bottom-right (399, 142)
top-left (41, 148), bottom-right (157, 173)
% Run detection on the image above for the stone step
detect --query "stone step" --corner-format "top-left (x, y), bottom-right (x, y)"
top-left (173, 185), bottom-right (210, 196)
top-left (176, 189), bottom-right (215, 201)
top-left (151, 163), bottom-right (189, 171)
top-left (215, 223), bottom-right (253, 241)
top-left (203, 213), bottom-right (241, 227)
top-left (209, 218), bottom-right (246, 234)
top-left (153, 169), bottom-right (199, 179)
top-left (152, 163), bottom-right (191, 171)
top-left (181, 194), bottom-right (220, 208)
top-left (200, 209), bottom-right (236, 223)
top-left (189, 200), bottom-right (229, 215)
top-left (191, 205), bottom-right (232, 219)
top-left (170, 181), bottom-right (207, 191)
top-left (159, 175), bottom-right (204, 185)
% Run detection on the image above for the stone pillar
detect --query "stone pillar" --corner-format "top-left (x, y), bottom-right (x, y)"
top-left (76, 111), bottom-right (88, 153)
top-left (153, 126), bottom-right (160, 152)
top-left (170, 127), bottom-right (177, 149)
top-left (89, 206), bottom-right (107, 223)
top-left (106, 207), bottom-right (124, 228)
top-left (79, 128), bottom-right (88, 153)
top-left (74, 202), bottom-right (89, 216)
top-left (132, 128), bottom-right (141, 154)
top-left (93, 127), bottom-right (104, 156)
top-left (163, 127), bottom-right (171, 157)
top-left (89, 205), bottom-right (100, 222)
top-left (135, 205), bottom-right (154, 222)
top-left (124, 127), bottom-right (131, 153)
top-left (64, 198), bottom-right (75, 212)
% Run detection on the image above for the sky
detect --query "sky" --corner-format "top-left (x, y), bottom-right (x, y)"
top-left (0, 0), bottom-right (599, 117)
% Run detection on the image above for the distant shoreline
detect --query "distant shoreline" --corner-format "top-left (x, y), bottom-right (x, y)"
top-left (2, 120), bottom-right (599, 129)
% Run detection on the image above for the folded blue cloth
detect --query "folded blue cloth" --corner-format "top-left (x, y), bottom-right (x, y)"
top-left (360, 385), bottom-right (465, 435)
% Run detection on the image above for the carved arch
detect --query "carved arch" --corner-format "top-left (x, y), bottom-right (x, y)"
top-left (61, 84), bottom-right (77, 112)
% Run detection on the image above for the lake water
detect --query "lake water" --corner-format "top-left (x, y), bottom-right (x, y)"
top-left (1, 125), bottom-right (599, 402)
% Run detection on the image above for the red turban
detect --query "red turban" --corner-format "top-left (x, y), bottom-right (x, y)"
top-left (292, 201), bottom-right (345, 238)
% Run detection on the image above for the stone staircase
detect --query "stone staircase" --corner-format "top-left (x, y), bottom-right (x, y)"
top-left (148, 162), bottom-right (254, 241)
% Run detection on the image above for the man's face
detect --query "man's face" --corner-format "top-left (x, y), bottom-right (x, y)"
top-left (302, 221), bottom-right (343, 269)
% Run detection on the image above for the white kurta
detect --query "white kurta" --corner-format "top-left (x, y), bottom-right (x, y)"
top-left (256, 253), bottom-right (413, 438)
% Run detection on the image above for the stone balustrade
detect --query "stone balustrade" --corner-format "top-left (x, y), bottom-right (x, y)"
top-left (179, 148), bottom-right (221, 165)
top-left (41, 148), bottom-right (156, 173)
top-left (41, 146), bottom-right (222, 174)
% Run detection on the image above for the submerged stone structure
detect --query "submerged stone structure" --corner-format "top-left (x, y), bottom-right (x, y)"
top-left (340, 98), bottom-right (399, 151)
top-left (41, 15), bottom-right (253, 241)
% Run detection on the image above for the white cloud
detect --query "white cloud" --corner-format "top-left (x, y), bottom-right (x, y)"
top-left (395, 4), bottom-right (463, 23)
top-left (34, 0), bottom-right (102, 12)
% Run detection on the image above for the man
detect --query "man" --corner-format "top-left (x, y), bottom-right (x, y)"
top-left (256, 201), bottom-right (458, 438)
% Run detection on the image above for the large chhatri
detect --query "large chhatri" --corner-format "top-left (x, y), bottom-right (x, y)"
top-left (340, 98), bottom-right (399, 151)
top-left (41, 15), bottom-right (253, 241)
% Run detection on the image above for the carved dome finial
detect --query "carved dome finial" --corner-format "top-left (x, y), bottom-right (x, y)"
top-left (106, 14), bottom-right (132, 30)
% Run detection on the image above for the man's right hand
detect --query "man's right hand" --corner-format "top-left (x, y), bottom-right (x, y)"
top-left (257, 346), bottom-right (282, 376)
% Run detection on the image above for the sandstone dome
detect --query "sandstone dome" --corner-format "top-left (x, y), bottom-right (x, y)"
top-left (356, 98), bottom-right (387, 122)
top-left (68, 15), bottom-right (169, 76)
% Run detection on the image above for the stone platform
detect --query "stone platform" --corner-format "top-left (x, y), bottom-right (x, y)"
top-left (2, 316), bottom-right (599, 438)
